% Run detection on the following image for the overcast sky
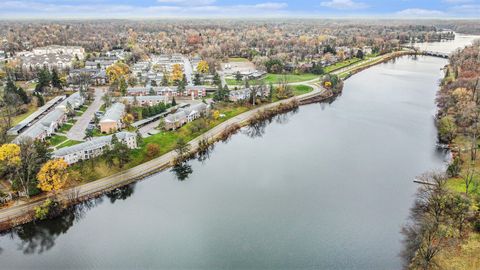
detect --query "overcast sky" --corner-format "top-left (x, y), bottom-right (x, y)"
top-left (0, 0), bottom-right (479, 19)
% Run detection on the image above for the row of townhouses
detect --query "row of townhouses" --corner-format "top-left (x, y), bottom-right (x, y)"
top-left (13, 92), bottom-right (85, 143)
top-left (52, 132), bottom-right (137, 165)
top-left (16, 45), bottom-right (85, 70)
top-left (127, 86), bottom-right (206, 99)
top-left (165, 103), bottom-right (208, 130)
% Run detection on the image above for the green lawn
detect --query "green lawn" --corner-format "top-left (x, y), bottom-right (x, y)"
top-left (324, 58), bottom-right (361, 73)
top-left (226, 78), bottom-right (243, 85)
top-left (12, 104), bottom-right (38, 125)
top-left (292, 85), bottom-right (314, 96)
top-left (57, 139), bottom-right (82, 149)
top-left (262, 73), bottom-right (318, 84)
top-left (49, 134), bottom-right (68, 146)
top-left (75, 111), bottom-right (84, 117)
top-left (227, 73), bottom-right (318, 86)
top-left (228, 57), bottom-right (249, 62)
top-left (58, 123), bottom-right (73, 133)
top-left (78, 105), bottom-right (88, 112)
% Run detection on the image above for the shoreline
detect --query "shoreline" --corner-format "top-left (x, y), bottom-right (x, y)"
top-left (0, 50), bottom-right (427, 232)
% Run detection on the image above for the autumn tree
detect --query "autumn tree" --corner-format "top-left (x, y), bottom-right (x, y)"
top-left (197, 60), bottom-right (209, 74)
top-left (171, 64), bottom-right (183, 84)
top-left (14, 139), bottom-right (51, 197)
top-left (123, 113), bottom-right (134, 127)
top-left (0, 143), bottom-right (21, 167)
top-left (106, 62), bottom-right (130, 83)
top-left (37, 159), bottom-right (69, 192)
top-left (146, 143), bottom-right (160, 158)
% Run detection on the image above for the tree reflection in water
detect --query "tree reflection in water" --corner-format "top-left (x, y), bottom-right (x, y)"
top-left (171, 162), bottom-right (193, 181)
top-left (105, 183), bottom-right (136, 203)
top-left (243, 108), bottom-right (299, 139)
top-left (1, 183), bottom-right (137, 255)
top-left (197, 142), bottom-right (215, 164)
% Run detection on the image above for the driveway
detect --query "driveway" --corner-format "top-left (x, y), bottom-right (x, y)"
top-left (67, 88), bottom-right (105, 141)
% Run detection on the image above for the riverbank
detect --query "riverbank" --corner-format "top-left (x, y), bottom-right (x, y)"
top-left (402, 43), bottom-right (480, 269)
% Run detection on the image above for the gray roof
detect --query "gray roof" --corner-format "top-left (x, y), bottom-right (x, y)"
top-left (100, 103), bottom-right (125, 123)
top-left (57, 92), bottom-right (83, 109)
top-left (53, 132), bottom-right (135, 157)
top-left (183, 103), bottom-right (207, 116)
top-left (127, 86), bottom-right (178, 94)
top-left (121, 95), bottom-right (166, 103)
top-left (40, 109), bottom-right (65, 127)
top-left (8, 95), bottom-right (65, 135)
top-left (13, 124), bottom-right (47, 144)
top-left (165, 111), bottom-right (187, 123)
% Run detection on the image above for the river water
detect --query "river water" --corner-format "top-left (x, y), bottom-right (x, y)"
top-left (0, 35), bottom-right (477, 270)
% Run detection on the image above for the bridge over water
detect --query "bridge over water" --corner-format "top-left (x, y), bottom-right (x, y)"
top-left (402, 46), bottom-right (449, 59)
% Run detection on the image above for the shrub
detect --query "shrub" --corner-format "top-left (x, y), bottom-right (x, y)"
top-left (146, 143), bottom-right (160, 158)
top-left (437, 116), bottom-right (457, 143)
top-left (34, 199), bottom-right (59, 220)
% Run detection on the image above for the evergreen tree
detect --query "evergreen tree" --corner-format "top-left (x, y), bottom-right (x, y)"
top-left (119, 77), bottom-right (128, 96)
top-left (136, 130), bottom-right (143, 146)
top-left (356, 50), bottom-right (364, 59)
top-left (193, 73), bottom-right (201, 85)
top-left (223, 84), bottom-right (230, 101)
top-left (161, 74), bottom-right (169, 86)
top-left (213, 72), bottom-right (221, 86)
top-left (172, 97), bottom-right (177, 106)
top-left (51, 68), bottom-right (62, 89)
top-left (35, 68), bottom-right (51, 92)
top-left (235, 71), bottom-right (242, 82)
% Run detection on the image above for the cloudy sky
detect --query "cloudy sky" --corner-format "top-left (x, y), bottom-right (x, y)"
top-left (0, 0), bottom-right (479, 19)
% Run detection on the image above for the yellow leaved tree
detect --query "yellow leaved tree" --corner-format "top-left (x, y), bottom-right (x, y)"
top-left (37, 159), bottom-right (69, 192)
top-left (196, 60), bottom-right (209, 74)
top-left (171, 64), bottom-right (184, 82)
top-left (0, 143), bottom-right (21, 166)
top-left (106, 62), bottom-right (130, 83)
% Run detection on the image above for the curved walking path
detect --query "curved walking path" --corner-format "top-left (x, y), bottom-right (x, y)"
top-left (0, 83), bottom-right (325, 227)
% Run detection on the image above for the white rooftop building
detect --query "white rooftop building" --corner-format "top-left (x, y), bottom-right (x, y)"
top-left (52, 132), bottom-right (137, 165)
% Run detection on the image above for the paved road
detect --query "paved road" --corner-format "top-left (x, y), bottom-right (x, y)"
top-left (67, 88), bottom-right (105, 141)
top-left (0, 83), bottom-right (324, 225)
top-left (183, 56), bottom-right (194, 86)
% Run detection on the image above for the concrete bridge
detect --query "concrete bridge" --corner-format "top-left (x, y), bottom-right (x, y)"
top-left (402, 46), bottom-right (449, 59)
top-left (422, 51), bottom-right (449, 59)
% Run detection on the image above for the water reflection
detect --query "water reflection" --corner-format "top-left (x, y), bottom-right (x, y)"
top-left (0, 184), bottom-right (138, 255)
top-left (196, 142), bottom-right (216, 164)
top-left (243, 108), bottom-right (299, 139)
top-left (105, 183), bottom-right (136, 203)
top-left (171, 162), bottom-right (193, 181)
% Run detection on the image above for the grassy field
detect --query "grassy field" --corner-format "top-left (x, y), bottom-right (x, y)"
top-left (57, 139), bottom-right (82, 149)
top-left (58, 123), bottom-right (73, 133)
top-left (324, 57), bottom-right (361, 73)
top-left (228, 57), bottom-right (250, 62)
top-left (226, 78), bottom-right (242, 85)
top-left (436, 232), bottom-right (480, 270)
top-left (262, 73), bottom-right (318, 84)
top-left (12, 104), bottom-right (37, 125)
top-left (49, 134), bottom-right (68, 146)
top-left (292, 85), bottom-right (314, 96)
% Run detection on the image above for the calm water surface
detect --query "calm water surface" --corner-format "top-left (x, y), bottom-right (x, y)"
top-left (0, 36), bottom-right (478, 270)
